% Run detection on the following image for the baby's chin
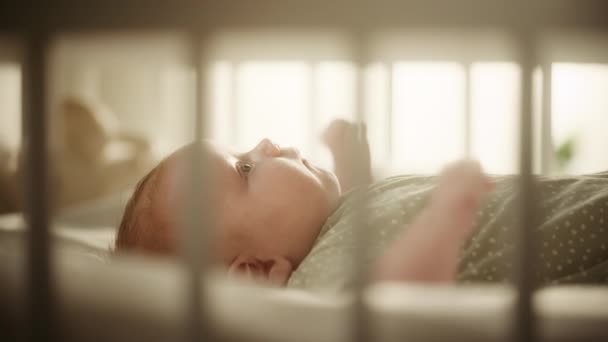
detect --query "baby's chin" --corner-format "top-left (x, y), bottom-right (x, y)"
top-left (320, 167), bottom-right (342, 209)
top-left (301, 159), bottom-right (340, 207)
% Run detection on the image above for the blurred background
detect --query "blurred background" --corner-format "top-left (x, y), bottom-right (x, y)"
top-left (1, 29), bottom-right (607, 213)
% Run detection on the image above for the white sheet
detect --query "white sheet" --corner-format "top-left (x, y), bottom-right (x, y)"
top-left (1, 207), bottom-right (607, 342)
top-left (0, 212), bottom-right (115, 252)
top-left (1, 247), bottom-right (607, 342)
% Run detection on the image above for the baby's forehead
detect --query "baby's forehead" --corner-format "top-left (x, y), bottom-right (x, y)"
top-left (161, 142), bottom-right (224, 181)
top-left (154, 142), bottom-right (235, 205)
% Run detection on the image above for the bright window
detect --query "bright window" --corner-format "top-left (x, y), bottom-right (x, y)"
top-left (470, 62), bottom-right (521, 174)
top-left (209, 61), bottom-right (355, 170)
top-left (552, 63), bottom-right (608, 174)
top-left (3, 33), bottom-right (605, 178)
top-left (208, 60), bottom-right (539, 175)
top-left (391, 62), bottom-right (466, 173)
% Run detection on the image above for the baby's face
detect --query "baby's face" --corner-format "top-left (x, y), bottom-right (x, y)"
top-left (158, 139), bottom-right (341, 281)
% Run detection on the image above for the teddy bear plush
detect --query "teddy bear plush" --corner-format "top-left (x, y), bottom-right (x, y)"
top-left (53, 96), bottom-right (158, 207)
top-left (1, 96), bottom-right (158, 213)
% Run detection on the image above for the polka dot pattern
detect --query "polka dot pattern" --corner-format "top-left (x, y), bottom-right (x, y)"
top-left (288, 173), bottom-right (608, 292)
top-left (458, 173), bottom-right (608, 285)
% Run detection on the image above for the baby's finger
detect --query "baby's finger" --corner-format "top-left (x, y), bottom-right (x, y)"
top-left (344, 123), bottom-right (358, 149)
top-left (322, 119), bottom-right (347, 146)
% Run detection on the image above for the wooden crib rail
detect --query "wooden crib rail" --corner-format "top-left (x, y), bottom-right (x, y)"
top-left (1, 0), bottom-right (608, 31)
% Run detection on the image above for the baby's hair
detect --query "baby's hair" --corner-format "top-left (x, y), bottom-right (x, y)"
top-left (114, 163), bottom-right (173, 254)
top-left (115, 142), bottom-right (209, 255)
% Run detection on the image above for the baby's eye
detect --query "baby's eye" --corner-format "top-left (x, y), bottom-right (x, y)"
top-left (236, 161), bottom-right (254, 177)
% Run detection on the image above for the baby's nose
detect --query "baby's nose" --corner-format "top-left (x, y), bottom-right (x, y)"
top-left (257, 138), bottom-right (281, 157)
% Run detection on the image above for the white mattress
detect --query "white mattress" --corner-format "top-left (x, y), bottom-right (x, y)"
top-left (1, 211), bottom-right (607, 342)
top-left (0, 212), bottom-right (115, 260)
top-left (0, 191), bottom-right (124, 254)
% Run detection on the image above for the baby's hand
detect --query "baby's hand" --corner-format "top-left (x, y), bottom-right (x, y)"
top-left (322, 119), bottom-right (372, 191)
top-left (373, 160), bottom-right (494, 283)
top-left (322, 119), bottom-right (370, 164)
top-left (431, 160), bottom-right (494, 212)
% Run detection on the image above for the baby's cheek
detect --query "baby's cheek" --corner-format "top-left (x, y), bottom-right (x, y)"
top-left (254, 160), bottom-right (333, 219)
top-left (264, 161), bottom-right (316, 191)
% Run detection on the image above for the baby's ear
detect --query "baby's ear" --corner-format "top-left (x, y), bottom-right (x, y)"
top-left (264, 256), bottom-right (294, 286)
top-left (228, 256), bottom-right (293, 287)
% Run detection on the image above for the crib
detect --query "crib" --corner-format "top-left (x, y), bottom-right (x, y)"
top-left (1, 0), bottom-right (608, 341)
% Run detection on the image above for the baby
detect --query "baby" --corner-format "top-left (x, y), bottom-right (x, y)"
top-left (115, 119), bottom-right (494, 286)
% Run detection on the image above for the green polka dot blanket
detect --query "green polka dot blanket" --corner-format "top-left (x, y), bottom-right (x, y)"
top-left (287, 172), bottom-right (608, 292)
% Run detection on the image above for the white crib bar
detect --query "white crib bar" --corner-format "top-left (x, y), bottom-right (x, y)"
top-left (463, 63), bottom-right (472, 158)
top-left (540, 63), bottom-right (554, 175)
top-left (182, 31), bottom-right (213, 341)
top-left (386, 62), bottom-right (394, 163)
top-left (22, 31), bottom-right (55, 341)
top-left (229, 62), bottom-right (240, 147)
top-left (513, 30), bottom-right (539, 342)
top-left (351, 30), bottom-right (372, 342)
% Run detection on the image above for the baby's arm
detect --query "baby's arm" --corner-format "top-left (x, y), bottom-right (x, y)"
top-left (322, 119), bottom-right (373, 192)
top-left (373, 160), bottom-right (493, 283)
